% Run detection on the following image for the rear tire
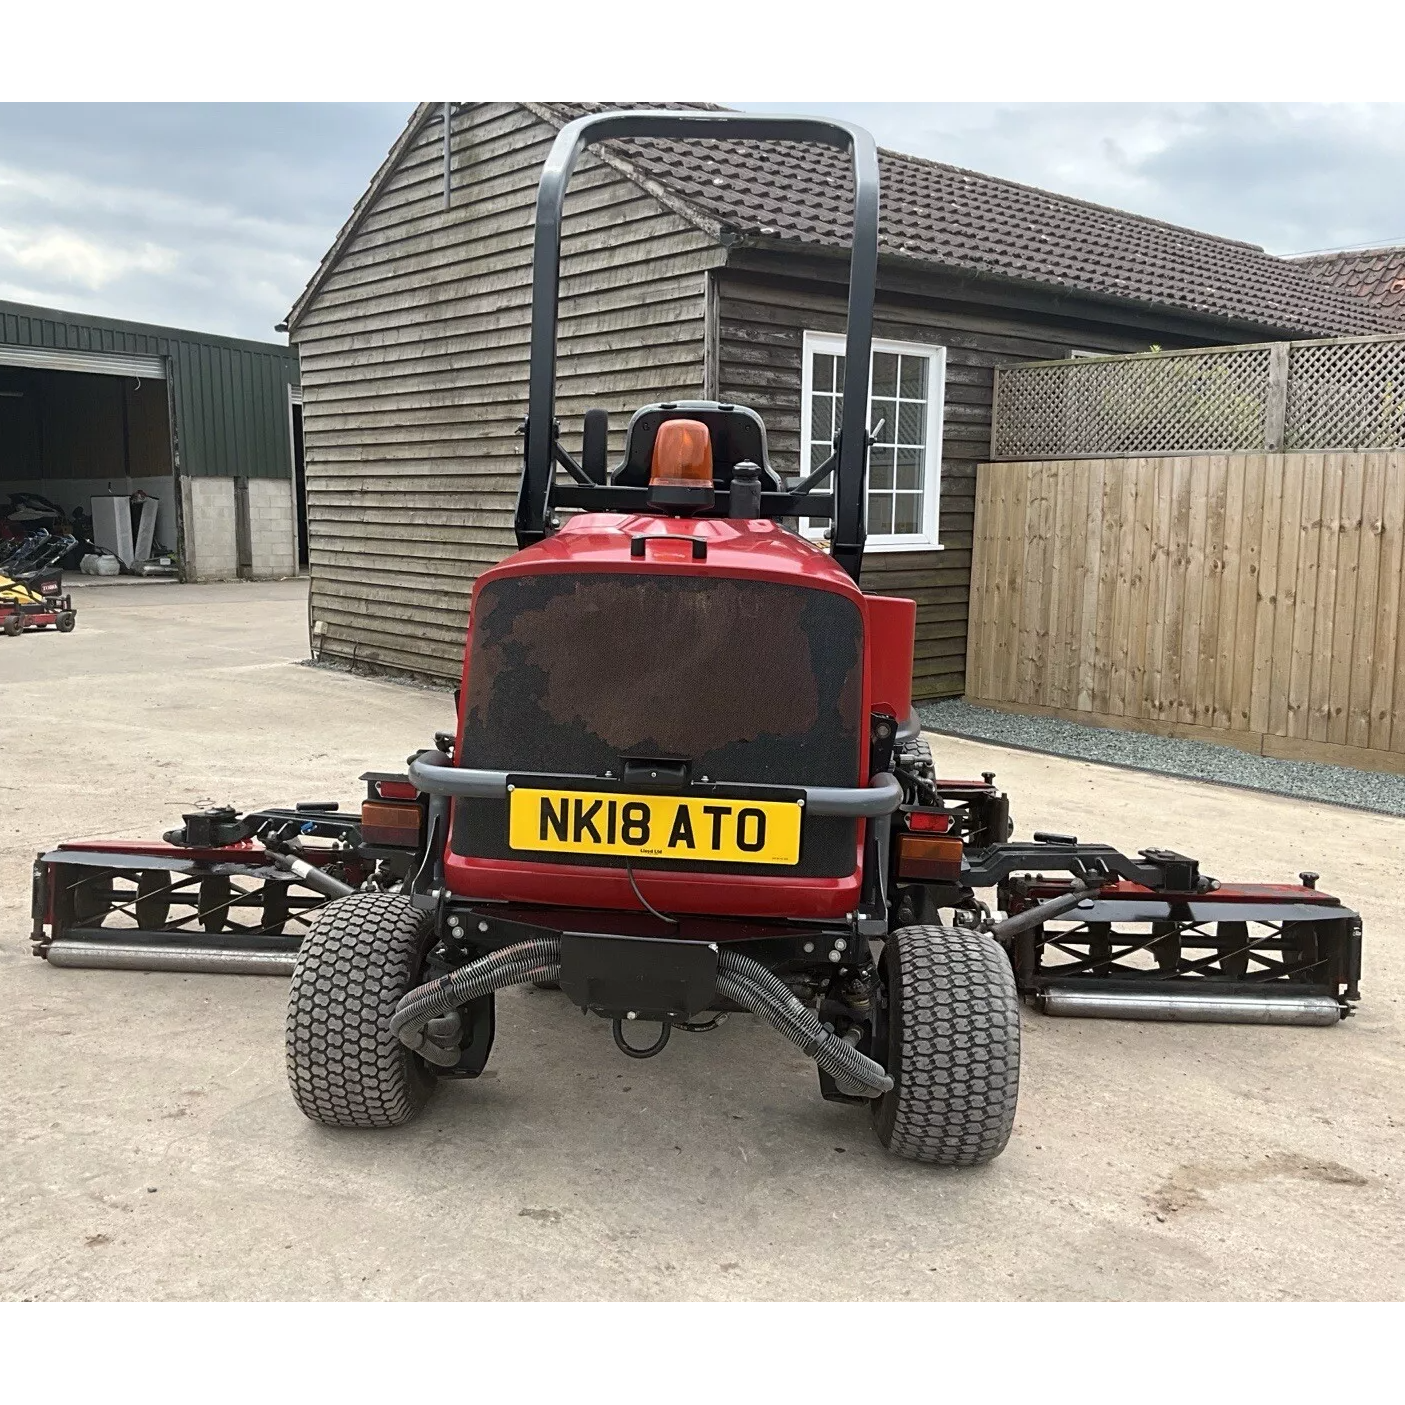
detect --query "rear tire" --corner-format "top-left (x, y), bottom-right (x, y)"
top-left (286, 892), bottom-right (437, 1128)
top-left (900, 733), bottom-right (934, 770)
top-left (870, 924), bottom-right (1020, 1166)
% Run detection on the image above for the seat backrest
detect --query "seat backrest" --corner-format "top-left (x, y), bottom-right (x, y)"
top-left (610, 401), bottom-right (782, 489)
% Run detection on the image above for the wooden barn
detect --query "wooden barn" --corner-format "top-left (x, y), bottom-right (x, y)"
top-left (283, 101), bottom-right (1393, 698)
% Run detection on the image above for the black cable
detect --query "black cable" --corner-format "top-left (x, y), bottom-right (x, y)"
top-left (623, 855), bottom-right (678, 927)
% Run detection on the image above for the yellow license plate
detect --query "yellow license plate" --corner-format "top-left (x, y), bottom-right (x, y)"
top-left (507, 786), bottom-right (802, 866)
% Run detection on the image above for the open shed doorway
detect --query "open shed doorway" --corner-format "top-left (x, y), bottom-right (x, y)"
top-left (0, 359), bottom-right (178, 571)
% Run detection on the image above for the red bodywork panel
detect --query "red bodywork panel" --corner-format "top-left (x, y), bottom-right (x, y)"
top-left (444, 514), bottom-right (913, 921)
top-left (865, 594), bottom-right (915, 721)
top-left (56, 839), bottom-right (262, 861)
top-left (50, 839), bottom-right (345, 871)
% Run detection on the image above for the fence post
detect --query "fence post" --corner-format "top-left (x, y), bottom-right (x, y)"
top-left (1264, 342), bottom-right (1290, 451)
top-left (990, 366), bottom-right (1003, 460)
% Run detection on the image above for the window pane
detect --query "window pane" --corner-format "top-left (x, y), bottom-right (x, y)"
top-left (871, 398), bottom-right (897, 442)
top-left (893, 493), bottom-right (921, 534)
top-left (872, 352), bottom-right (899, 397)
top-left (815, 353), bottom-right (834, 393)
top-left (811, 440), bottom-right (831, 471)
top-left (810, 394), bottom-right (833, 446)
top-left (869, 495), bottom-right (894, 535)
top-left (897, 399), bottom-right (925, 445)
top-left (899, 355), bottom-right (928, 399)
top-left (896, 447), bottom-right (922, 491)
top-left (870, 445), bottom-right (895, 490)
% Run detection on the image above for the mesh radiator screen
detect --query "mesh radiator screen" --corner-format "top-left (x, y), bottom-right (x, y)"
top-left (453, 572), bottom-right (865, 877)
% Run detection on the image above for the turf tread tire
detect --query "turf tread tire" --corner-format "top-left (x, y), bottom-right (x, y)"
top-left (899, 734), bottom-right (934, 771)
top-left (871, 924), bottom-right (1020, 1167)
top-left (286, 892), bottom-right (437, 1129)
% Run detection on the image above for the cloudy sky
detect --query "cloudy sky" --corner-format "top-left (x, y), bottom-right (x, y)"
top-left (1, 102), bottom-right (1401, 344)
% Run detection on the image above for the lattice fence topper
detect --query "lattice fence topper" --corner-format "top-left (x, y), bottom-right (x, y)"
top-left (1287, 337), bottom-right (1405, 451)
top-left (992, 334), bottom-right (1405, 460)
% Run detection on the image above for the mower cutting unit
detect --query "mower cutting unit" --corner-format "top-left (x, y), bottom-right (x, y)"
top-left (31, 112), bottom-right (1363, 1166)
top-left (31, 779), bottom-right (424, 976)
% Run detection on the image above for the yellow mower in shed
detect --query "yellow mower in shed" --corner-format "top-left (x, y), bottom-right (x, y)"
top-left (0, 532), bottom-right (77, 636)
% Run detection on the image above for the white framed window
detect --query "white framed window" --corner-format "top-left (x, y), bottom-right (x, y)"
top-left (800, 330), bottom-right (945, 552)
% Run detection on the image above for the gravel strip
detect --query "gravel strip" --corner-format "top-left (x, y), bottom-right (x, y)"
top-left (917, 698), bottom-right (1405, 818)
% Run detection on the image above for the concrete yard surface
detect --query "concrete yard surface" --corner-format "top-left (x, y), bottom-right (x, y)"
top-left (1, 579), bottom-right (1402, 1301)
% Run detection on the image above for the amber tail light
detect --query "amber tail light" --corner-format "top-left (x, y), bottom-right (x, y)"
top-left (361, 800), bottom-right (424, 848)
top-left (896, 833), bottom-right (964, 882)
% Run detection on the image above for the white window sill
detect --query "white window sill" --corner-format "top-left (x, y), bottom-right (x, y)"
top-left (864, 538), bottom-right (945, 554)
top-left (803, 535), bottom-right (945, 554)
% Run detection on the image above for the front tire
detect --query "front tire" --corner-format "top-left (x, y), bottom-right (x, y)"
top-left (2, 615), bottom-right (22, 637)
top-left (286, 892), bottom-right (437, 1128)
top-left (56, 610), bottom-right (76, 633)
top-left (870, 924), bottom-right (1021, 1166)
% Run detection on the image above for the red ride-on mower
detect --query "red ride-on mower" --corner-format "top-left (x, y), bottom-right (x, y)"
top-left (32, 112), bottom-right (1362, 1167)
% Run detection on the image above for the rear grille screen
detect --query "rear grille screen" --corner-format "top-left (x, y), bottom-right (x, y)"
top-left (453, 572), bottom-right (864, 876)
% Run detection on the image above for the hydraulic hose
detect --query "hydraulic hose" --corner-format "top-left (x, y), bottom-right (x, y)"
top-left (391, 937), bottom-right (893, 1096)
top-left (717, 949), bottom-right (892, 1098)
top-left (392, 938), bottom-right (562, 1062)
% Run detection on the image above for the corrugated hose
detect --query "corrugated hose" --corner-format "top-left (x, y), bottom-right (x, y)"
top-left (391, 937), bottom-right (893, 1096)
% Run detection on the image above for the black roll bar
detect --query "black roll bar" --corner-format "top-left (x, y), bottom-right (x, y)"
top-left (515, 109), bottom-right (880, 582)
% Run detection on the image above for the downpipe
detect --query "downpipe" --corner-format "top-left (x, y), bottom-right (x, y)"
top-left (391, 939), bottom-right (894, 1095)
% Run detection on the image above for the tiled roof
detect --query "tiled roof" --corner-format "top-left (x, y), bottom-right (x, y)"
top-left (1293, 246), bottom-right (1405, 324)
top-left (535, 102), bottom-right (1398, 340)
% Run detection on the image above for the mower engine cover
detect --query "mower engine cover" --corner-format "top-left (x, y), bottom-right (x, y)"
top-left (446, 512), bottom-right (895, 920)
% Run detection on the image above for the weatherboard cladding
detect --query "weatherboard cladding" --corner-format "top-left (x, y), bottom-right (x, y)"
top-left (0, 299), bottom-right (298, 480)
top-left (290, 102), bottom-right (719, 679)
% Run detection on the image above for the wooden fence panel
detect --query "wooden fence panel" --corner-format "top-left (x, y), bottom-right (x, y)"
top-left (965, 451), bottom-right (1405, 774)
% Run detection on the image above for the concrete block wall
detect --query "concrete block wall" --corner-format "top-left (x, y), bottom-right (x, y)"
top-left (246, 477), bottom-right (297, 579)
top-left (180, 477), bottom-right (239, 581)
top-left (179, 476), bottom-right (297, 581)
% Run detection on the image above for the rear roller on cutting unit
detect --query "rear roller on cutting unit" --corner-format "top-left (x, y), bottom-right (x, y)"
top-left (31, 777), bottom-right (431, 975)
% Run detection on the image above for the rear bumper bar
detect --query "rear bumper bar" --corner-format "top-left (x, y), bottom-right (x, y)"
top-left (408, 751), bottom-right (903, 818)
